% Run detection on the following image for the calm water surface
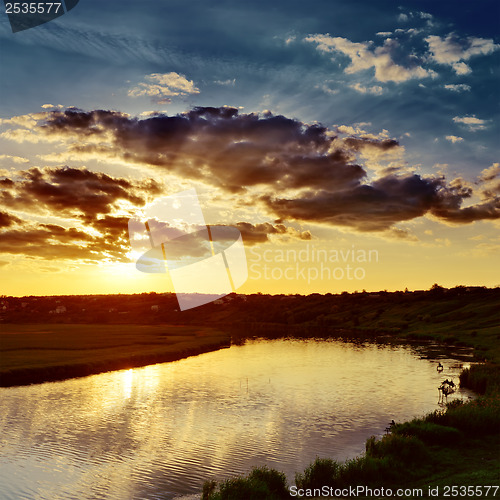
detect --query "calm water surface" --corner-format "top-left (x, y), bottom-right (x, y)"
top-left (0, 338), bottom-right (474, 500)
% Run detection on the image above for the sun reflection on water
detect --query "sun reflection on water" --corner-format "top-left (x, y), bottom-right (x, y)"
top-left (0, 339), bottom-right (476, 500)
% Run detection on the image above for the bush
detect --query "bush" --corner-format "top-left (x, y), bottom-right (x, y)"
top-left (425, 397), bottom-right (500, 436)
top-left (339, 455), bottom-right (397, 486)
top-left (365, 433), bottom-right (430, 466)
top-left (202, 466), bottom-right (289, 500)
top-left (247, 466), bottom-right (288, 498)
top-left (459, 364), bottom-right (500, 395)
top-left (202, 480), bottom-right (217, 499)
top-left (216, 477), bottom-right (271, 500)
top-left (295, 457), bottom-right (340, 490)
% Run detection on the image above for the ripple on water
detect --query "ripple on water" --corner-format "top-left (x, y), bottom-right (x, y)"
top-left (0, 339), bottom-right (476, 500)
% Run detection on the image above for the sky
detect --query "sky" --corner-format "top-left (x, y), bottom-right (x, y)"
top-left (0, 0), bottom-right (499, 297)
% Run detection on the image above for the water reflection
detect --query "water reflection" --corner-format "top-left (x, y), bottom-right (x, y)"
top-left (0, 339), bottom-right (474, 500)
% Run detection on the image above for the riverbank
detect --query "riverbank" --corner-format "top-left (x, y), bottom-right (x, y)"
top-left (2, 287), bottom-right (497, 388)
top-left (201, 360), bottom-right (500, 499)
top-left (202, 377), bottom-right (500, 499)
top-left (0, 324), bottom-right (230, 387)
top-left (199, 297), bottom-right (500, 500)
top-left (2, 288), bottom-right (499, 364)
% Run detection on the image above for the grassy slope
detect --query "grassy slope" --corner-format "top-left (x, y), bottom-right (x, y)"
top-left (0, 324), bottom-right (229, 386)
top-left (338, 432), bottom-right (500, 499)
top-left (411, 437), bottom-right (500, 491)
top-left (312, 438), bottom-right (500, 500)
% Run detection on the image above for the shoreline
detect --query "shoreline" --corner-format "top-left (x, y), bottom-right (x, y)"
top-left (200, 326), bottom-right (500, 499)
top-left (1, 325), bottom-right (477, 389)
top-left (0, 339), bottom-right (230, 388)
top-left (0, 324), bottom-right (231, 388)
top-left (202, 364), bottom-right (499, 499)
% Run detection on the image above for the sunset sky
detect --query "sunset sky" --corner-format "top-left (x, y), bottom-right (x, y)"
top-left (0, 0), bottom-right (499, 297)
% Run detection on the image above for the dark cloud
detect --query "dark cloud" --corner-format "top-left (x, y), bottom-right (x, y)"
top-left (0, 211), bottom-right (23, 228)
top-left (262, 173), bottom-right (498, 231)
top-left (0, 167), bottom-right (162, 262)
top-left (0, 166), bottom-right (162, 221)
top-left (131, 220), bottom-right (311, 262)
top-left (0, 217), bottom-right (131, 262)
top-left (4, 107), bottom-right (499, 234)
top-left (232, 222), bottom-right (312, 244)
top-left (342, 137), bottom-right (399, 152)
top-left (20, 107), bottom-right (369, 194)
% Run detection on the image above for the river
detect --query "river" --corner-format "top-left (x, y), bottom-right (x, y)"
top-left (0, 338), bottom-right (474, 499)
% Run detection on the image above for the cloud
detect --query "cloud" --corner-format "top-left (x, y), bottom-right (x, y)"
top-left (231, 222), bottom-right (312, 245)
top-left (418, 12), bottom-right (433, 20)
top-left (445, 135), bottom-right (463, 143)
top-left (453, 115), bottom-right (490, 131)
top-left (452, 62), bottom-right (472, 75)
top-left (0, 211), bottom-right (23, 228)
top-left (317, 84), bottom-right (339, 95)
top-left (426, 34), bottom-right (499, 74)
top-left (444, 84), bottom-right (471, 92)
top-left (262, 173), bottom-right (499, 230)
top-left (1, 107), bottom-right (498, 236)
top-left (0, 166), bottom-right (163, 221)
top-left (1, 107), bottom-right (373, 194)
top-left (0, 154), bottom-right (30, 164)
top-left (128, 72), bottom-right (200, 103)
top-left (0, 166), bottom-right (165, 262)
top-left (477, 163), bottom-right (500, 201)
top-left (0, 218), bottom-right (130, 261)
top-left (305, 34), bottom-right (435, 83)
top-left (350, 83), bottom-right (383, 95)
top-left (478, 163), bottom-right (500, 183)
top-left (214, 79), bottom-right (236, 86)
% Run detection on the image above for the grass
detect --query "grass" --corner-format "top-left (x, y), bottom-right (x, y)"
top-left (219, 288), bottom-right (500, 364)
top-left (0, 323), bottom-right (230, 386)
top-left (459, 364), bottom-right (500, 394)
top-left (335, 294), bottom-right (500, 363)
top-left (202, 361), bottom-right (500, 499)
top-left (202, 466), bottom-right (289, 500)
top-left (202, 402), bottom-right (499, 499)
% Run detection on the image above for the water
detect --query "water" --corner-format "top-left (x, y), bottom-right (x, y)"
top-left (0, 338), bottom-right (474, 500)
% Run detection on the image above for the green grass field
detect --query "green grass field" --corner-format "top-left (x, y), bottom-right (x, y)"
top-left (0, 324), bottom-right (229, 386)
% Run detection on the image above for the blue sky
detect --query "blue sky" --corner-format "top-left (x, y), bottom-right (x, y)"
top-left (1, 0), bottom-right (498, 172)
top-left (0, 0), bottom-right (499, 295)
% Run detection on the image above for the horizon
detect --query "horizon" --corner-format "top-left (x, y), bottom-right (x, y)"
top-left (3, 283), bottom-right (498, 299)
